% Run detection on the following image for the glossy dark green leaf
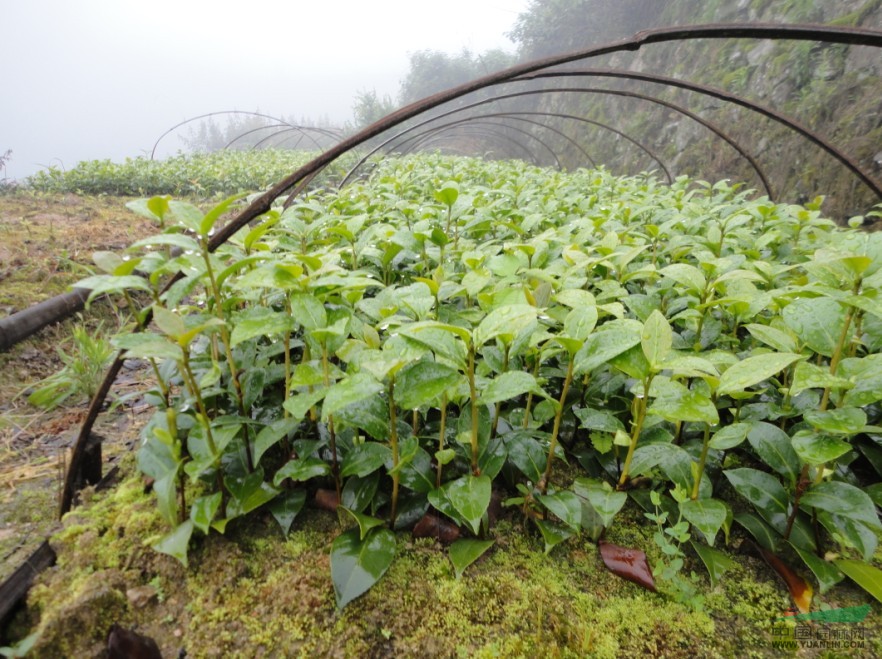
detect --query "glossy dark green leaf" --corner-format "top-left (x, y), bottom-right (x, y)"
top-left (690, 541), bottom-right (735, 588)
top-left (289, 292), bottom-right (327, 330)
top-left (573, 407), bottom-right (625, 434)
top-left (833, 559), bottom-right (882, 604)
top-left (744, 323), bottom-right (798, 354)
top-left (225, 469), bottom-right (279, 518)
top-left (563, 306), bottom-right (598, 343)
top-left (230, 307), bottom-right (295, 347)
top-left (573, 478), bottom-right (627, 528)
top-left (273, 457), bottom-right (331, 485)
top-left (335, 394), bottom-right (390, 441)
top-left (791, 431), bottom-right (851, 465)
top-left (790, 543), bottom-right (843, 594)
top-left (803, 407), bottom-right (867, 434)
top-left (708, 422), bottom-right (751, 450)
top-left (649, 379), bottom-right (718, 424)
top-left (340, 442), bottom-right (392, 479)
top-left (505, 432), bottom-right (546, 483)
top-left (322, 373), bottom-right (383, 422)
top-left (818, 512), bottom-right (879, 562)
top-left (641, 309), bottom-right (672, 367)
top-left (733, 512), bottom-right (779, 552)
top-left (447, 474), bottom-right (492, 535)
top-left (717, 352), bottom-right (802, 396)
top-left (282, 388), bottom-right (327, 422)
top-left (473, 304), bottom-right (537, 347)
top-left (801, 481), bottom-right (882, 531)
top-left (573, 326), bottom-right (641, 375)
top-left (269, 490), bottom-right (307, 536)
top-left (724, 468), bottom-right (789, 532)
top-left (680, 498), bottom-right (729, 546)
top-left (153, 520), bottom-right (194, 568)
top-left (782, 297), bottom-right (847, 357)
top-left (341, 473), bottom-right (380, 513)
top-left (790, 361), bottom-right (853, 396)
top-left (190, 492), bottom-right (222, 535)
top-left (341, 507), bottom-right (387, 541)
top-left (746, 422), bottom-right (800, 483)
top-left (533, 519), bottom-right (575, 555)
top-left (399, 446), bottom-right (435, 494)
top-left (537, 491), bottom-right (582, 531)
top-left (449, 539), bottom-right (494, 579)
top-left (480, 370), bottom-right (546, 406)
top-left (394, 360), bottom-right (461, 410)
top-left (331, 528), bottom-right (396, 609)
top-left (252, 418), bottom-right (298, 466)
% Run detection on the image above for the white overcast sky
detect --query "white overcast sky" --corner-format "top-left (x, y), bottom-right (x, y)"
top-left (1, 0), bottom-right (528, 180)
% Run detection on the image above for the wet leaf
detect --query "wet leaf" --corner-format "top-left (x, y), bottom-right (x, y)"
top-left (598, 541), bottom-right (656, 592)
top-left (534, 519), bottom-right (575, 555)
top-left (446, 474), bottom-right (492, 535)
top-left (746, 422), bottom-right (800, 484)
top-left (641, 309), bottom-right (672, 367)
top-left (690, 541), bottom-right (735, 588)
top-left (801, 481), bottom-right (882, 531)
top-left (803, 407), bottom-right (867, 434)
top-left (331, 528), bottom-right (396, 609)
top-left (341, 507), bottom-right (386, 541)
top-left (680, 498), bottom-right (729, 546)
top-left (269, 490), bottom-right (307, 536)
top-left (537, 491), bottom-right (582, 531)
top-left (717, 352), bottom-right (803, 396)
top-left (790, 543), bottom-right (843, 594)
top-left (834, 559), bottom-right (882, 604)
top-left (791, 431), bottom-right (851, 465)
top-left (153, 520), bottom-right (194, 568)
top-left (783, 297), bottom-right (847, 357)
top-left (273, 457), bottom-right (331, 485)
top-left (480, 371), bottom-right (546, 406)
top-left (394, 360), bottom-right (461, 410)
top-left (449, 539), bottom-right (494, 579)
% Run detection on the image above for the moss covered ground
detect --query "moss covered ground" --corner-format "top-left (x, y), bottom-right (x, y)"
top-left (2, 453), bottom-right (878, 658)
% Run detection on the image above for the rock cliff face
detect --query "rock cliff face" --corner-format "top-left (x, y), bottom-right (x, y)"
top-left (534, 0), bottom-right (882, 219)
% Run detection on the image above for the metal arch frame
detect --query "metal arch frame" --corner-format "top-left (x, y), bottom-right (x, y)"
top-left (341, 87), bottom-right (753, 192)
top-left (398, 111), bottom-right (598, 169)
top-left (399, 118), bottom-right (564, 169)
top-left (412, 124), bottom-right (545, 166)
top-left (150, 110), bottom-right (344, 158)
top-left (63, 23), bottom-right (882, 515)
top-left (516, 68), bottom-right (882, 200)
top-left (385, 110), bottom-right (672, 182)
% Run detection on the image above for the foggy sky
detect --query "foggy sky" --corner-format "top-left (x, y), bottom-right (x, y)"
top-left (1, 0), bottom-right (527, 180)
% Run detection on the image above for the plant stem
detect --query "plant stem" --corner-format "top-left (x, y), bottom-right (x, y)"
top-left (618, 376), bottom-right (652, 488)
top-left (437, 394), bottom-right (448, 488)
top-left (468, 343), bottom-right (480, 475)
top-left (523, 355), bottom-right (541, 429)
top-left (389, 377), bottom-right (400, 525)
top-left (540, 358), bottom-right (574, 494)
top-left (322, 342), bottom-right (341, 498)
top-left (491, 344), bottom-right (509, 438)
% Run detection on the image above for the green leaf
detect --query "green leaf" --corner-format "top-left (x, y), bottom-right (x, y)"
top-left (803, 407), bottom-right (867, 434)
top-left (446, 474), bottom-right (492, 535)
top-left (331, 528), bottom-right (396, 609)
top-left (112, 332), bottom-right (183, 362)
top-left (322, 373), bottom-right (383, 422)
top-left (746, 422), bottom-right (800, 483)
top-left (448, 539), bottom-right (494, 579)
top-left (833, 559), bottom-right (882, 603)
top-left (341, 507), bottom-right (387, 541)
top-left (573, 326), bottom-right (642, 375)
top-left (290, 292), bottom-right (327, 330)
top-left (708, 422), bottom-right (751, 450)
top-left (573, 407), bottom-right (625, 434)
top-left (225, 470), bottom-right (278, 518)
top-left (533, 519), bottom-right (575, 554)
top-left (230, 307), bottom-right (295, 347)
top-left (273, 457), bottom-right (331, 485)
top-left (717, 352), bottom-right (803, 396)
top-left (480, 371), bottom-right (546, 406)
top-left (76, 274), bottom-right (153, 299)
top-left (130, 233), bottom-right (200, 253)
top-left (153, 520), bottom-right (194, 568)
top-left (790, 361), bottom-right (853, 396)
top-left (563, 306), bottom-right (598, 343)
top-left (744, 323), bottom-right (798, 353)
top-left (282, 388), bottom-right (327, 422)
top-left (660, 263), bottom-right (706, 293)
top-left (394, 360), bottom-right (461, 410)
top-left (269, 490), bottom-right (307, 536)
top-left (190, 493), bottom-right (221, 534)
top-left (340, 443), bottom-right (392, 479)
top-left (435, 181), bottom-right (459, 207)
top-left (790, 543), bottom-right (843, 594)
top-left (199, 193), bottom-right (244, 237)
top-left (573, 478), bottom-right (627, 528)
top-left (473, 304), bottom-right (537, 347)
top-left (791, 431), bottom-right (851, 465)
top-left (252, 418), bottom-right (298, 466)
top-left (690, 541), bottom-right (735, 587)
top-left (733, 512), bottom-right (779, 552)
top-left (169, 200), bottom-right (204, 232)
top-left (153, 470), bottom-right (180, 526)
top-left (335, 395), bottom-right (390, 441)
top-left (649, 379), bottom-right (718, 424)
top-left (724, 468), bottom-right (789, 533)
top-left (537, 491), bottom-right (582, 531)
top-left (782, 297), bottom-right (847, 357)
top-left (801, 481), bottom-right (882, 530)
top-left (504, 432), bottom-right (546, 483)
top-left (680, 498), bottom-right (729, 545)
top-left (641, 309), bottom-right (672, 367)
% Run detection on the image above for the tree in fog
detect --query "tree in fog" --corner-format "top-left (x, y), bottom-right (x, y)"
top-left (398, 49), bottom-right (516, 104)
top-left (351, 89), bottom-right (398, 129)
